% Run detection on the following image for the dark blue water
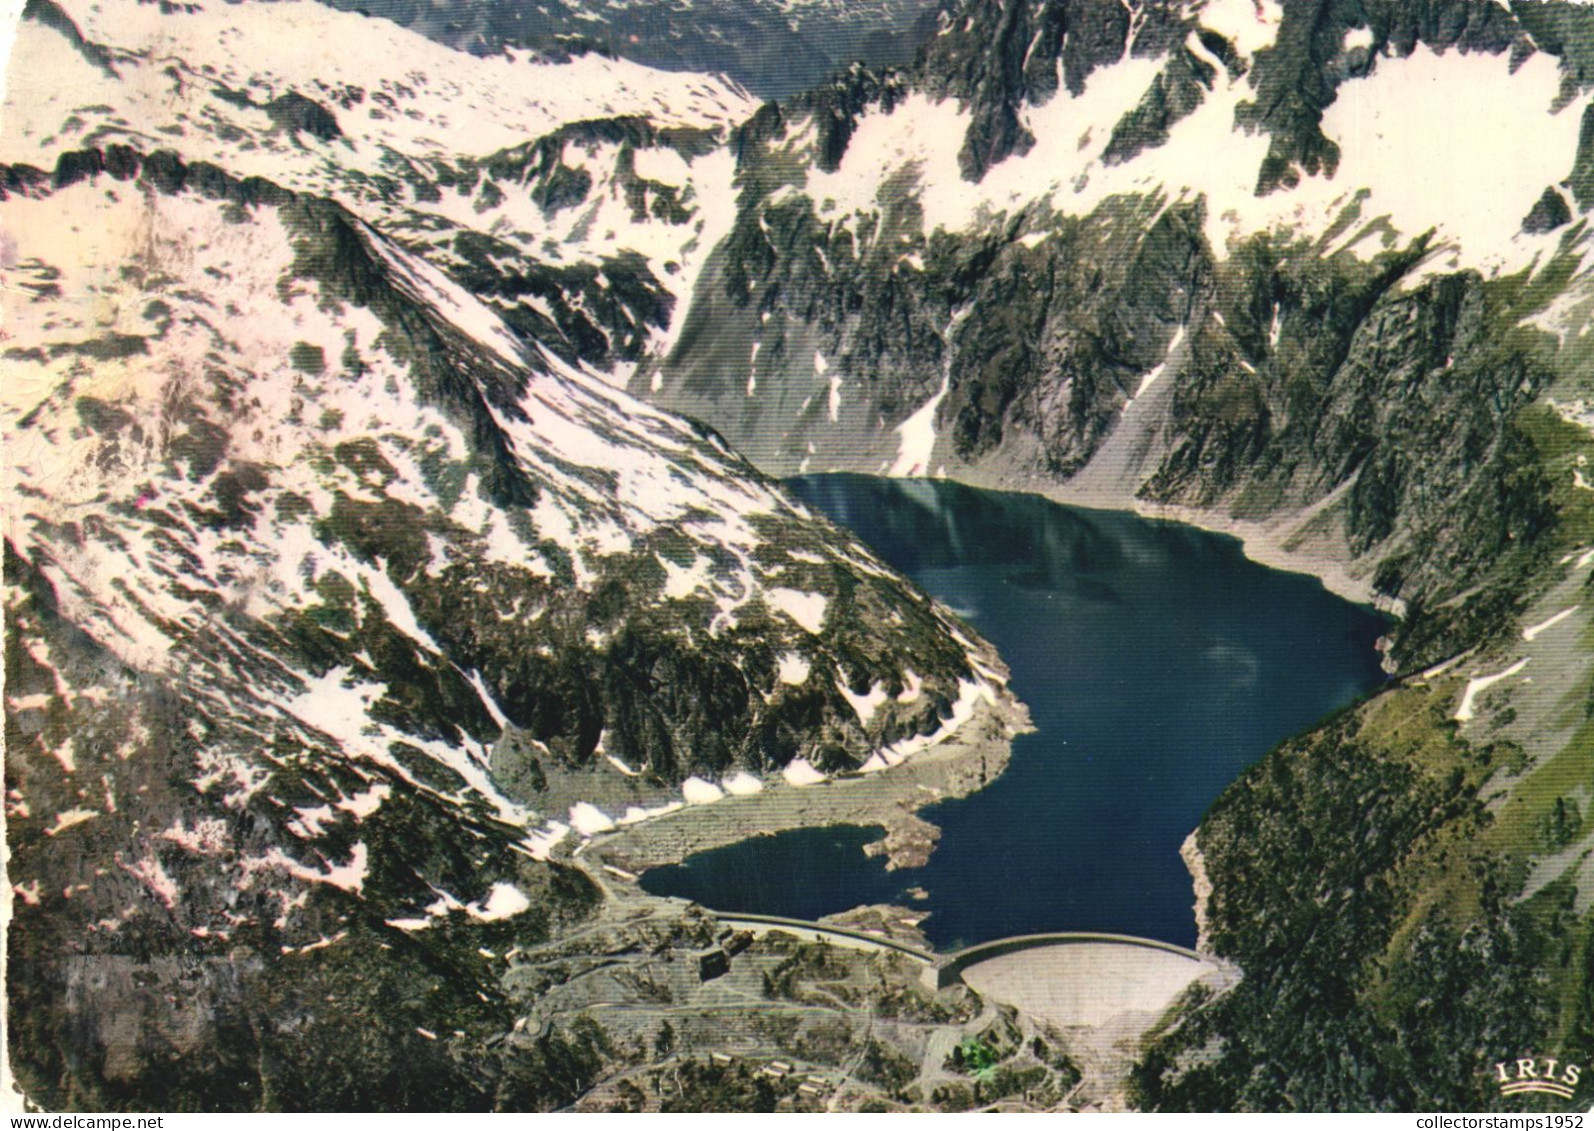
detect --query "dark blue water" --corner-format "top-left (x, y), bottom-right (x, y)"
top-left (641, 476), bottom-right (1389, 951)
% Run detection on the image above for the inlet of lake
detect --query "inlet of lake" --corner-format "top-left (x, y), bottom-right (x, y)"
top-left (640, 475), bottom-right (1390, 951)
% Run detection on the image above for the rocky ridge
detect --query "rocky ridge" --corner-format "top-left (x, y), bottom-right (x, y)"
top-left (310, 0), bottom-right (945, 102)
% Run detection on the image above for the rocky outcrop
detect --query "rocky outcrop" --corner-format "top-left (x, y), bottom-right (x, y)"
top-left (1522, 185), bottom-right (1572, 234)
top-left (265, 90), bottom-right (344, 141)
top-left (916, 0), bottom-right (1139, 179)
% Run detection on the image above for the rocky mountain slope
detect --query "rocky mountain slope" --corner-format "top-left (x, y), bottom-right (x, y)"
top-left (624, 0), bottom-right (1594, 1110)
top-left (0, 0), bottom-right (1023, 1109)
top-left (642, 0), bottom-right (1586, 637)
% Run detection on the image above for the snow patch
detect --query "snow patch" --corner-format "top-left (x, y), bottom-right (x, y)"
top-left (161, 818), bottom-right (230, 855)
top-left (888, 375), bottom-right (949, 477)
top-left (337, 782), bottom-right (390, 820)
top-left (1550, 399), bottom-right (1594, 434)
top-left (876, 677), bottom-right (995, 763)
top-left (782, 758), bottom-right (827, 786)
top-left (288, 805), bottom-right (336, 839)
top-left (568, 802), bottom-right (616, 836)
top-left (1134, 326), bottom-right (1185, 399)
top-left (466, 670), bottom-right (512, 731)
top-left (722, 771), bottom-right (763, 796)
top-left (1420, 652), bottom-right (1470, 681)
top-left (45, 809), bottom-right (98, 836)
top-left (606, 754), bottom-right (641, 777)
top-left (617, 801), bottom-right (684, 825)
top-left (526, 822), bottom-right (571, 860)
top-left (469, 882), bottom-right (531, 922)
top-left (1523, 606), bottom-right (1578, 641)
top-left (660, 554), bottom-right (715, 599)
top-left (837, 678), bottom-right (889, 727)
top-left (1455, 658), bottom-right (1531, 722)
top-left (777, 651), bottom-right (812, 685)
top-left (1342, 25), bottom-right (1374, 52)
top-left (766, 588), bottom-right (828, 634)
top-left (1201, 0), bottom-right (1283, 56)
top-left (798, 36), bottom-right (1578, 284)
top-left (1317, 46), bottom-right (1585, 281)
top-left (681, 776), bottom-right (726, 804)
top-left (121, 854), bottom-right (179, 908)
top-left (356, 560), bottom-right (440, 655)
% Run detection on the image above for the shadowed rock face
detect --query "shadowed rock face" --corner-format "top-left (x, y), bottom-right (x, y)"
top-left (264, 90), bottom-right (344, 140)
top-left (649, 181), bottom-right (1554, 658)
top-left (313, 0), bottom-right (946, 101)
top-left (1523, 185), bottom-right (1573, 234)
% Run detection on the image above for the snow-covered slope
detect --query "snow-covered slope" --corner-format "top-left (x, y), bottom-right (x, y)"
top-left (1, 146), bottom-right (1010, 883)
top-left (791, 36), bottom-right (1580, 277)
top-left (1, 0), bottom-right (1021, 1108)
top-left (3, 0), bottom-right (753, 380)
top-left (641, 0), bottom-right (1594, 619)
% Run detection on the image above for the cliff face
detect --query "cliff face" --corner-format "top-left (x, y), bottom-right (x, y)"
top-left (649, 199), bottom-right (1560, 658)
top-left (627, 0), bottom-right (1594, 1110)
top-left (640, 0), bottom-right (1580, 657)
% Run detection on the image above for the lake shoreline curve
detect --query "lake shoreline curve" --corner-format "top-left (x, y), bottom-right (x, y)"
top-left (583, 683), bottom-right (1031, 877)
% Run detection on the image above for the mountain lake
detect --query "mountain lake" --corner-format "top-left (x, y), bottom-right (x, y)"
top-left (640, 475), bottom-right (1390, 950)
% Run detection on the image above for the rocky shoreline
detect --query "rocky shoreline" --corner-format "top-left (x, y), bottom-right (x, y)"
top-left (944, 462), bottom-right (1379, 609)
top-left (1179, 830), bottom-right (1216, 957)
top-left (580, 688), bottom-right (1032, 878)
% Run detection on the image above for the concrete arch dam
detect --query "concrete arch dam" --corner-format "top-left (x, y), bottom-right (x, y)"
top-left (714, 914), bottom-right (1235, 1031)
